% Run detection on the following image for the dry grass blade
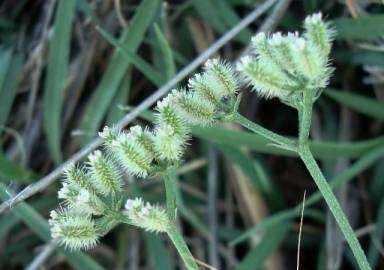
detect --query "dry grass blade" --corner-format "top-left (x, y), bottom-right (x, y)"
top-left (296, 190), bottom-right (306, 270)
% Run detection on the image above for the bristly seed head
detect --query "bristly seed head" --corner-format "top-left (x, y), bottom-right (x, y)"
top-left (88, 150), bottom-right (123, 195)
top-left (124, 198), bottom-right (169, 233)
top-left (238, 12), bottom-right (334, 104)
top-left (109, 129), bottom-right (154, 178)
top-left (49, 209), bottom-right (99, 251)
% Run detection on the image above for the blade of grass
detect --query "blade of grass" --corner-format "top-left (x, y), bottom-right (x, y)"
top-left (115, 226), bottom-right (130, 270)
top-left (192, 0), bottom-right (250, 44)
top-left (153, 24), bottom-right (176, 79)
top-left (0, 212), bottom-right (18, 239)
top-left (0, 184), bottom-right (104, 270)
top-left (0, 48), bottom-right (23, 129)
top-left (0, 46), bottom-right (12, 80)
top-left (106, 73), bottom-right (132, 125)
top-left (143, 232), bottom-right (174, 270)
top-left (219, 144), bottom-right (265, 191)
top-left (334, 15), bottom-right (384, 40)
top-left (95, 25), bottom-right (164, 87)
top-left (236, 223), bottom-right (289, 270)
top-left (325, 88), bottom-right (384, 120)
top-left (368, 159), bottom-right (384, 205)
top-left (0, 153), bottom-right (35, 183)
top-left (211, 0), bottom-right (252, 43)
top-left (218, 145), bottom-right (282, 208)
top-left (80, 0), bottom-right (161, 145)
top-left (367, 195), bottom-right (384, 269)
top-left (43, 0), bottom-right (76, 164)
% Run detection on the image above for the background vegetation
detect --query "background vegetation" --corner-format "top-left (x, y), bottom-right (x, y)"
top-left (0, 0), bottom-right (384, 269)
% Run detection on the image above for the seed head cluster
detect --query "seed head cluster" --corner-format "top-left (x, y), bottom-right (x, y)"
top-left (50, 58), bottom-right (238, 250)
top-left (49, 13), bottom-right (334, 251)
top-left (237, 12), bottom-right (334, 106)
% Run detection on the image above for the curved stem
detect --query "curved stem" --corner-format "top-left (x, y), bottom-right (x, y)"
top-left (167, 223), bottom-right (199, 270)
top-left (298, 92), bottom-right (371, 270)
top-left (229, 112), bottom-right (296, 151)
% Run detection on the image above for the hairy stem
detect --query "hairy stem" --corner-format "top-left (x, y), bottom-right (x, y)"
top-left (164, 170), bottom-right (177, 222)
top-left (299, 145), bottom-right (370, 270)
top-left (167, 223), bottom-right (199, 270)
top-left (298, 92), bottom-right (371, 270)
top-left (230, 112), bottom-right (296, 151)
top-left (298, 91), bottom-right (313, 148)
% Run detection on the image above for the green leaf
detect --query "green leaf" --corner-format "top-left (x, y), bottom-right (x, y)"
top-left (367, 195), bottom-right (384, 269)
top-left (0, 212), bottom-right (18, 240)
top-left (80, 0), bottom-right (161, 145)
top-left (334, 15), bottom-right (384, 40)
top-left (325, 88), bottom-right (384, 120)
top-left (154, 24), bottom-right (176, 79)
top-left (0, 184), bottom-right (104, 270)
top-left (236, 223), bottom-right (289, 270)
top-left (192, 0), bottom-right (251, 44)
top-left (350, 50), bottom-right (384, 67)
top-left (0, 153), bottom-right (35, 183)
top-left (0, 47), bottom-right (23, 129)
top-left (95, 26), bottom-right (164, 87)
top-left (369, 159), bottom-right (384, 205)
top-left (218, 145), bottom-right (276, 198)
top-left (218, 145), bottom-right (283, 209)
top-left (106, 73), bottom-right (132, 125)
top-left (43, 0), bottom-right (77, 164)
top-left (211, 0), bottom-right (252, 43)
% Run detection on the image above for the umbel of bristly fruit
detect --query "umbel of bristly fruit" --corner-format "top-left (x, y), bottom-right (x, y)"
top-left (49, 58), bottom-right (239, 250)
top-left (49, 12), bottom-right (334, 252)
top-left (237, 12), bottom-right (335, 108)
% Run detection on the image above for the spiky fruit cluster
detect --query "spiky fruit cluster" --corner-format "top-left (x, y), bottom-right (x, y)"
top-left (237, 12), bottom-right (335, 107)
top-left (50, 58), bottom-right (239, 250)
top-left (49, 209), bottom-right (99, 251)
top-left (124, 198), bottom-right (169, 233)
top-left (50, 159), bottom-right (122, 250)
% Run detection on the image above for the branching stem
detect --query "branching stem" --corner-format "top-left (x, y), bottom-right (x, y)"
top-left (232, 91), bottom-right (371, 270)
top-left (229, 112), bottom-right (296, 151)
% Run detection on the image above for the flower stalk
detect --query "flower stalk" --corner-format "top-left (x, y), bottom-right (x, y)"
top-left (164, 170), bottom-right (177, 223)
top-left (297, 91), bottom-right (371, 270)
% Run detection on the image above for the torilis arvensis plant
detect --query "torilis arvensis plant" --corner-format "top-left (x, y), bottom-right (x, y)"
top-left (49, 13), bottom-right (372, 270)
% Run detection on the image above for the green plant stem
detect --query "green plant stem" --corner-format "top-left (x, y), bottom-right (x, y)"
top-left (164, 170), bottom-right (198, 269)
top-left (164, 170), bottom-right (177, 222)
top-left (167, 223), bottom-right (199, 270)
top-left (298, 91), bottom-right (313, 147)
top-left (229, 112), bottom-right (296, 151)
top-left (298, 92), bottom-right (371, 270)
top-left (232, 93), bottom-right (371, 269)
top-left (299, 146), bottom-right (370, 270)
